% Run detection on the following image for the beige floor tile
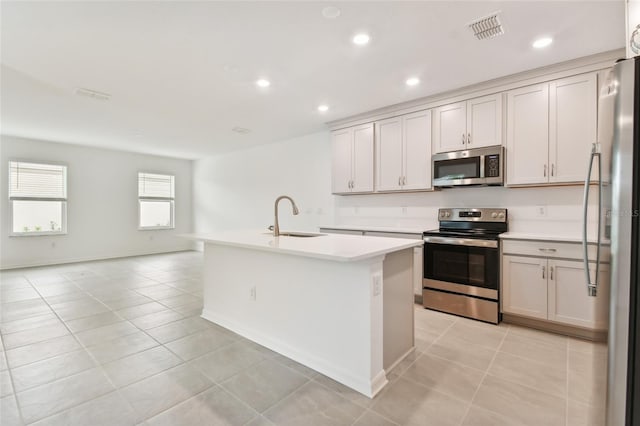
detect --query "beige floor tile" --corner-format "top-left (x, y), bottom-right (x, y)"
top-left (567, 399), bottom-right (606, 426)
top-left (0, 313), bottom-right (60, 335)
top-left (222, 358), bottom-right (308, 413)
top-left (462, 405), bottom-right (527, 426)
top-left (157, 294), bottom-right (201, 309)
top-left (488, 352), bottom-right (566, 397)
top-left (500, 331), bottom-right (567, 365)
top-left (263, 381), bottom-right (366, 426)
top-left (86, 331), bottom-right (158, 364)
top-left (102, 346), bottom-right (182, 388)
top-left (427, 334), bottom-right (497, 371)
top-left (30, 391), bottom-right (137, 426)
top-left (64, 311), bottom-right (123, 333)
top-left (313, 374), bottom-right (377, 409)
top-left (371, 377), bottom-right (468, 426)
top-left (146, 386), bottom-right (256, 426)
top-left (272, 353), bottom-right (320, 379)
top-left (1, 288), bottom-right (40, 303)
top-left (403, 353), bottom-right (485, 402)
top-left (16, 368), bottom-right (114, 424)
top-left (414, 327), bottom-right (441, 352)
top-left (1, 370), bottom-right (13, 397)
top-left (1, 299), bottom-right (52, 323)
top-left (0, 395), bottom-right (23, 426)
top-left (245, 415), bottom-right (276, 426)
top-left (115, 302), bottom-right (168, 320)
top-left (568, 338), bottom-right (607, 356)
top-left (508, 324), bottom-right (568, 346)
top-left (120, 364), bottom-right (213, 421)
top-left (103, 295), bottom-right (154, 311)
top-left (75, 321), bottom-right (138, 347)
top-left (165, 328), bottom-right (236, 361)
top-left (5, 335), bottom-right (81, 368)
top-left (472, 375), bottom-right (566, 426)
top-left (3, 323), bottom-right (69, 349)
top-left (568, 350), bottom-right (607, 407)
top-left (130, 310), bottom-right (184, 330)
top-left (414, 308), bottom-right (456, 335)
top-left (11, 349), bottom-right (95, 392)
top-left (145, 316), bottom-right (210, 344)
top-left (441, 321), bottom-right (506, 350)
top-left (189, 340), bottom-right (266, 383)
top-left (352, 410), bottom-right (398, 426)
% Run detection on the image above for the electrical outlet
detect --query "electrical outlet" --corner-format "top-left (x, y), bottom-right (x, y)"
top-left (536, 206), bottom-right (547, 217)
top-left (373, 275), bottom-right (382, 296)
top-left (250, 286), bottom-right (256, 301)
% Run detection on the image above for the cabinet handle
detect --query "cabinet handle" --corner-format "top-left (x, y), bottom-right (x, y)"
top-left (551, 164), bottom-right (555, 177)
top-left (349, 180), bottom-right (353, 189)
top-left (542, 265), bottom-right (546, 279)
top-left (467, 133), bottom-right (471, 144)
top-left (462, 133), bottom-right (465, 145)
top-left (398, 176), bottom-right (402, 186)
top-left (544, 164), bottom-right (547, 177)
top-left (403, 176), bottom-right (406, 185)
top-left (538, 248), bottom-right (557, 253)
top-left (550, 266), bottom-right (554, 280)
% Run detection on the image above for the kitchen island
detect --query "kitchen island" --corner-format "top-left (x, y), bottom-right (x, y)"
top-left (184, 231), bottom-right (422, 397)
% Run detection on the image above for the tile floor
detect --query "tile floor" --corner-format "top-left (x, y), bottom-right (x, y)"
top-left (0, 251), bottom-right (607, 426)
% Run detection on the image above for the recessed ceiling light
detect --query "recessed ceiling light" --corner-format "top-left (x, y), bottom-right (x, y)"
top-left (352, 33), bottom-right (370, 45)
top-left (406, 77), bottom-right (420, 87)
top-left (256, 79), bottom-right (270, 88)
top-left (322, 6), bottom-right (341, 19)
top-left (532, 37), bottom-right (553, 49)
top-left (317, 105), bottom-right (329, 112)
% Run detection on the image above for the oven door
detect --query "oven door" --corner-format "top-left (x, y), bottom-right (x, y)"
top-left (423, 239), bottom-right (499, 300)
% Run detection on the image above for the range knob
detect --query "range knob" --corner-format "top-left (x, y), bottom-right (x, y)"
top-left (445, 211), bottom-right (451, 218)
top-left (498, 212), bottom-right (505, 219)
top-left (491, 212), bottom-right (498, 219)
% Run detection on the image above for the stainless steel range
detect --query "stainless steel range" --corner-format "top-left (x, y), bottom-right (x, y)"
top-left (422, 208), bottom-right (508, 324)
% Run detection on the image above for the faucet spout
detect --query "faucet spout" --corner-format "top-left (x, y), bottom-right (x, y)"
top-left (273, 195), bottom-right (299, 236)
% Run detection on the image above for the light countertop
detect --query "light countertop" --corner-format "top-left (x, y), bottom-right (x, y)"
top-left (319, 224), bottom-right (428, 235)
top-left (183, 231), bottom-right (423, 262)
top-left (500, 232), bottom-right (610, 245)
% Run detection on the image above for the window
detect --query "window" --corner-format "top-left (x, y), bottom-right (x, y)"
top-left (9, 161), bottom-right (67, 236)
top-left (138, 172), bottom-right (174, 229)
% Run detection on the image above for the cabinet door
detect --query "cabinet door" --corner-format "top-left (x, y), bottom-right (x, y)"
top-left (331, 128), bottom-right (353, 194)
top-left (433, 102), bottom-right (467, 153)
top-left (403, 110), bottom-right (432, 190)
top-left (467, 94), bottom-right (502, 149)
top-left (375, 117), bottom-right (403, 191)
top-left (502, 255), bottom-right (548, 319)
top-left (351, 123), bottom-right (374, 193)
top-left (549, 73), bottom-right (597, 184)
top-left (506, 84), bottom-right (550, 185)
top-left (548, 260), bottom-right (609, 329)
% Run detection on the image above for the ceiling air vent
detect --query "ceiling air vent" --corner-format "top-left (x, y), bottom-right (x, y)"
top-left (74, 88), bottom-right (111, 101)
top-left (232, 127), bottom-right (251, 134)
top-left (468, 12), bottom-right (504, 40)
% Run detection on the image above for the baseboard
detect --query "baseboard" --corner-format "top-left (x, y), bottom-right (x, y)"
top-left (201, 308), bottom-right (385, 398)
top-left (385, 346), bottom-right (416, 373)
top-left (0, 247), bottom-right (198, 270)
top-left (502, 313), bottom-right (608, 342)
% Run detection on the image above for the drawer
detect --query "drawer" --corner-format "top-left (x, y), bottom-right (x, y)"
top-left (502, 239), bottom-right (610, 263)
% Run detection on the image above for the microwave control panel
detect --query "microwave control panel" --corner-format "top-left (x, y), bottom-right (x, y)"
top-left (485, 154), bottom-right (500, 177)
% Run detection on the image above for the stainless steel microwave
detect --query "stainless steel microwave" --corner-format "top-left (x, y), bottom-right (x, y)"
top-left (432, 146), bottom-right (504, 188)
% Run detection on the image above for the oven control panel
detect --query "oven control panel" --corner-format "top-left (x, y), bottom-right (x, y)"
top-left (439, 208), bottom-right (507, 222)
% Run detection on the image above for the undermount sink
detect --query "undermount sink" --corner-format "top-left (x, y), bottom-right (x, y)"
top-left (263, 231), bottom-right (327, 238)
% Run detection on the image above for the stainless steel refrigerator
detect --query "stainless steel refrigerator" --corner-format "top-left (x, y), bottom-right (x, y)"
top-left (587, 56), bottom-right (640, 426)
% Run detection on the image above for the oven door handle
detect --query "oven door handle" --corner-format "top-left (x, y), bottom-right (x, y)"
top-left (423, 236), bottom-right (498, 248)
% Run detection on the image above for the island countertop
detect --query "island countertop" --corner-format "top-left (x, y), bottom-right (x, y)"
top-left (183, 231), bottom-right (423, 262)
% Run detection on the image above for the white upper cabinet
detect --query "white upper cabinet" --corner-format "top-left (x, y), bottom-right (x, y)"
top-left (331, 124), bottom-right (374, 194)
top-left (549, 73), bottom-right (597, 184)
top-left (506, 73), bottom-right (598, 186)
top-left (433, 94), bottom-right (502, 154)
top-left (433, 102), bottom-right (467, 153)
top-left (375, 110), bottom-right (432, 192)
top-left (506, 83), bottom-right (550, 185)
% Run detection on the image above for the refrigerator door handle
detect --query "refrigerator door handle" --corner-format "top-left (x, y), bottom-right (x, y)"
top-left (582, 143), bottom-right (602, 297)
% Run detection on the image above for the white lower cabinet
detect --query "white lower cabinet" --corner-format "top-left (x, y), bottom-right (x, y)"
top-left (502, 240), bottom-right (609, 331)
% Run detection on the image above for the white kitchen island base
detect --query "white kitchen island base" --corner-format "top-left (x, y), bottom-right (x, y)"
top-left (191, 232), bottom-right (420, 398)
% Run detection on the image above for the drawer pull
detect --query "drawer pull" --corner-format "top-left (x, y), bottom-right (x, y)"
top-left (538, 248), bottom-right (557, 253)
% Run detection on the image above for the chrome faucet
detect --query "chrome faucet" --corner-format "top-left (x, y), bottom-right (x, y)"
top-left (273, 195), bottom-right (299, 236)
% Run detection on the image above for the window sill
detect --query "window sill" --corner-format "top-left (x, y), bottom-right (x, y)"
top-left (9, 231), bottom-right (67, 237)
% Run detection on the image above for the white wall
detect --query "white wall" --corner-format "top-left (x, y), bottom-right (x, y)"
top-left (1, 135), bottom-right (193, 269)
top-left (193, 131), bottom-right (602, 239)
top-left (193, 132), bottom-right (335, 234)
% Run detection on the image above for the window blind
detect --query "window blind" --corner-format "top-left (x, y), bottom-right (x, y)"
top-left (138, 173), bottom-right (174, 199)
top-left (9, 161), bottom-right (67, 200)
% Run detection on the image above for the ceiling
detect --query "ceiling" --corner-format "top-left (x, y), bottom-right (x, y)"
top-left (1, 1), bottom-right (625, 159)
